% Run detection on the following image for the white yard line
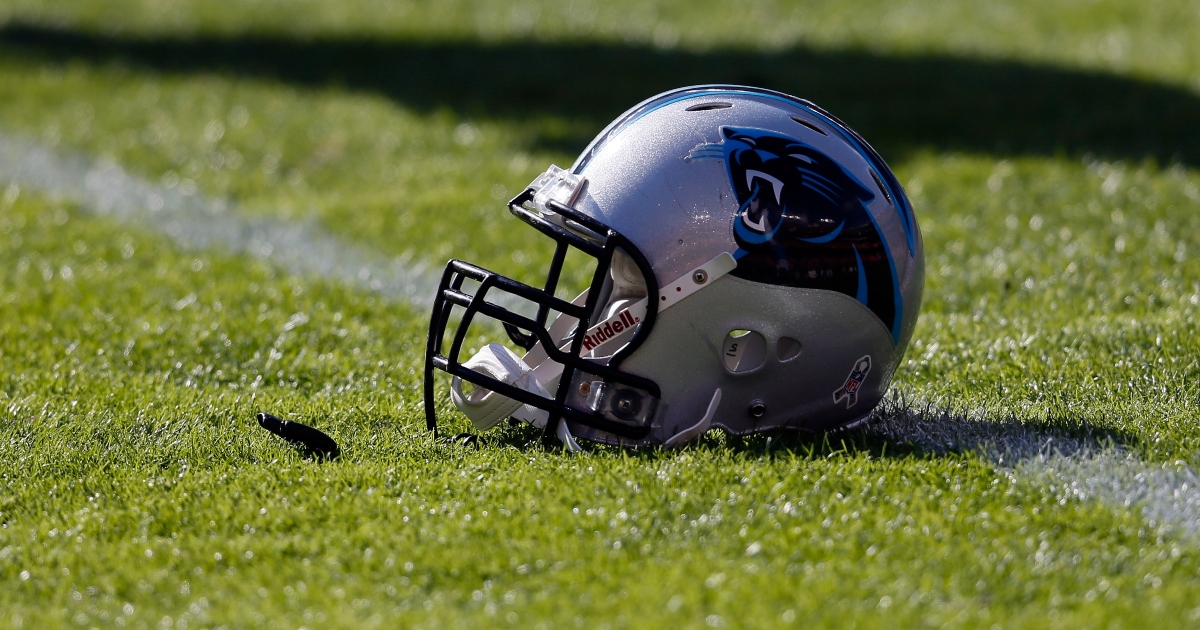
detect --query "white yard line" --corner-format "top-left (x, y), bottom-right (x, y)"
top-left (866, 400), bottom-right (1200, 538)
top-left (4, 132), bottom-right (1199, 537)
top-left (0, 133), bottom-right (442, 306)
top-left (1018, 451), bottom-right (1200, 537)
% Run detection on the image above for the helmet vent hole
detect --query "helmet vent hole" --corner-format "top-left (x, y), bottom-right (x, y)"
top-left (791, 116), bottom-right (828, 135)
top-left (722, 329), bottom-right (767, 373)
top-left (869, 169), bottom-right (895, 206)
top-left (776, 337), bottom-right (803, 362)
top-left (686, 102), bottom-right (733, 112)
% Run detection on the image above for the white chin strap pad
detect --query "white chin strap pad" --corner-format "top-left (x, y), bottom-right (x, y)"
top-left (451, 343), bottom-right (551, 430)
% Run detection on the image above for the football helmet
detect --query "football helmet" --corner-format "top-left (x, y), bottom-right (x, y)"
top-left (424, 85), bottom-right (923, 448)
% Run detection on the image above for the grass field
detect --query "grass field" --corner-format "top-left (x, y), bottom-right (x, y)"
top-left (2, 1), bottom-right (1200, 627)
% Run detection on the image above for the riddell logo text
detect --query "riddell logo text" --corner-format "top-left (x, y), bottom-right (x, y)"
top-left (582, 310), bottom-right (640, 351)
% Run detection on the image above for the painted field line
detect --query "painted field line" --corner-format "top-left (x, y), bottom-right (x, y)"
top-left (1019, 451), bottom-right (1200, 537)
top-left (867, 401), bottom-right (1200, 538)
top-left (0, 133), bottom-right (442, 306)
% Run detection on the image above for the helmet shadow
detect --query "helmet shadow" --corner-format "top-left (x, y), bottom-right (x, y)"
top-left (449, 394), bottom-right (1133, 463)
top-left (690, 395), bottom-right (1134, 462)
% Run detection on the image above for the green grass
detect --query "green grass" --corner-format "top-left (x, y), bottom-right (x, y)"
top-left (2, 1), bottom-right (1200, 627)
top-left (906, 154), bottom-right (1200, 462)
top-left (3, 193), bottom-right (1199, 629)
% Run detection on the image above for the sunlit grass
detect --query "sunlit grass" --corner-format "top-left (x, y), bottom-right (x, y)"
top-left (903, 154), bottom-right (1200, 461)
top-left (2, 194), bottom-right (1197, 629)
top-left (2, 0), bottom-right (1200, 627)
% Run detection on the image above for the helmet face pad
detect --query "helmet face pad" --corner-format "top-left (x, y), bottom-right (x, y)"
top-left (423, 85), bottom-right (924, 448)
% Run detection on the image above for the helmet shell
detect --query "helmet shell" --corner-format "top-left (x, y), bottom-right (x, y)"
top-left (563, 86), bottom-right (924, 444)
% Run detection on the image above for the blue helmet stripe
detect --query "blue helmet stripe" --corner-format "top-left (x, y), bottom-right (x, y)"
top-left (573, 85), bottom-right (908, 345)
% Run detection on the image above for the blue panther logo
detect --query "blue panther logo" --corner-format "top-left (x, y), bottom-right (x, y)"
top-left (703, 126), bottom-right (902, 341)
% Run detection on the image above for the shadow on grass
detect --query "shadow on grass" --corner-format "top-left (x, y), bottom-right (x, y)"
top-left (457, 395), bottom-right (1133, 463)
top-left (2, 24), bottom-right (1199, 165)
top-left (700, 395), bottom-right (1133, 462)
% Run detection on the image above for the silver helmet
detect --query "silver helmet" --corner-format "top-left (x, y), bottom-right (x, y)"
top-left (424, 85), bottom-right (923, 449)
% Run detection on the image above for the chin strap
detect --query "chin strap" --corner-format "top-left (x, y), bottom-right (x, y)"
top-left (451, 343), bottom-right (551, 430)
top-left (449, 343), bottom-right (584, 451)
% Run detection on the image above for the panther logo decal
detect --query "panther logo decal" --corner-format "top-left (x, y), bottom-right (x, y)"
top-left (707, 126), bottom-right (902, 342)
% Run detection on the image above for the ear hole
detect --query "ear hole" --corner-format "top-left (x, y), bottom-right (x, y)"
top-left (776, 337), bottom-right (802, 362)
top-left (791, 116), bottom-right (828, 135)
top-left (722, 329), bottom-right (767, 373)
top-left (687, 102), bottom-right (733, 111)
